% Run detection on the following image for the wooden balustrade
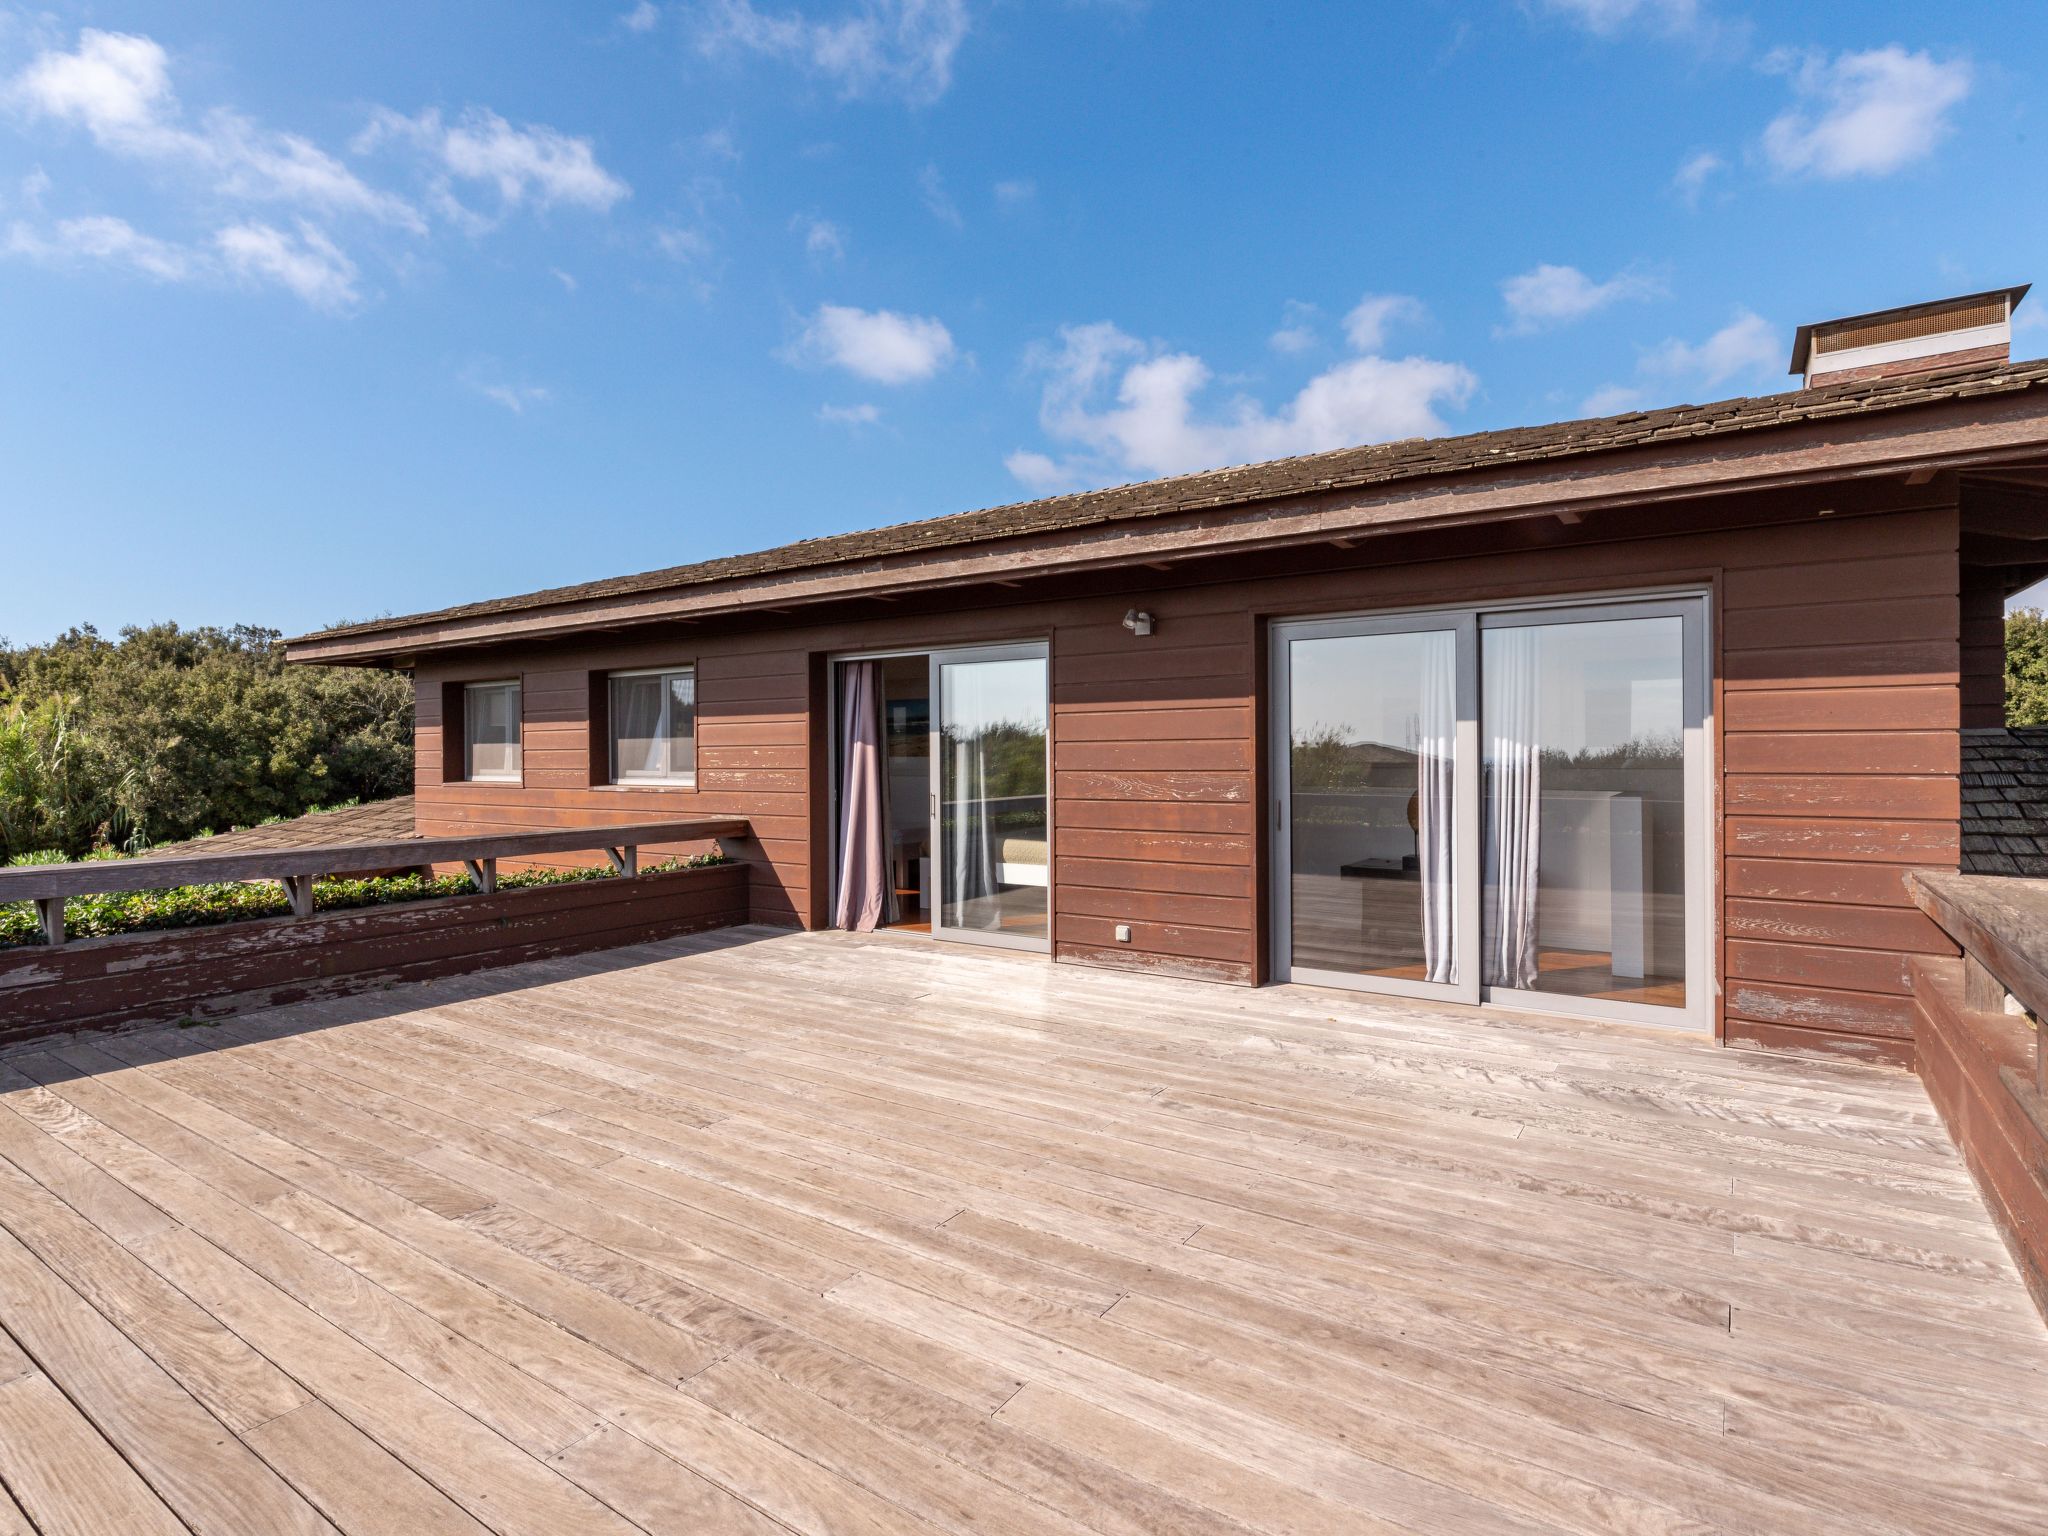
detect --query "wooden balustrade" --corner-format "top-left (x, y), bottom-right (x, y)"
top-left (0, 818), bottom-right (749, 947)
top-left (1904, 868), bottom-right (2048, 1321)
top-left (1908, 870), bottom-right (2048, 1104)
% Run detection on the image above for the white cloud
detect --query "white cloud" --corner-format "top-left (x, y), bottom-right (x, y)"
top-left (3, 26), bottom-right (629, 312)
top-left (819, 402), bottom-right (881, 425)
top-left (8, 27), bottom-right (171, 139)
top-left (1343, 293), bottom-right (1424, 352)
top-left (1537, 0), bottom-right (1698, 35)
top-left (1580, 383), bottom-right (1649, 415)
top-left (622, 2), bottom-right (662, 32)
top-left (1004, 449), bottom-right (1071, 493)
top-left (793, 213), bottom-right (845, 261)
top-left (918, 162), bottom-right (961, 228)
top-left (7, 28), bottom-right (421, 230)
top-left (656, 225), bottom-right (713, 263)
top-left (1269, 300), bottom-right (1319, 355)
top-left (466, 371), bottom-right (551, 413)
top-left (1010, 319), bottom-right (1475, 486)
top-left (653, 224), bottom-right (716, 299)
top-left (7, 208), bottom-right (366, 311)
top-left (1672, 150), bottom-right (1725, 205)
top-left (359, 107), bottom-right (629, 220)
top-left (790, 303), bottom-right (956, 384)
top-left (4, 213), bottom-right (195, 281)
top-left (1578, 308), bottom-right (1782, 414)
top-left (1500, 262), bottom-right (1659, 334)
top-left (551, 266), bottom-right (578, 292)
top-left (699, 0), bottom-right (969, 106)
top-left (214, 219), bottom-right (359, 310)
top-left (1643, 308), bottom-right (1780, 389)
top-left (993, 177), bottom-right (1035, 209)
top-left (13, 166), bottom-right (52, 212)
top-left (1761, 47), bottom-right (1970, 179)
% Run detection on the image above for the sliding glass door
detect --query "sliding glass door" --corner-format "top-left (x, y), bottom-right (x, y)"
top-left (1274, 614), bottom-right (1479, 1003)
top-left (931, 644), bottom-right (1050, 951)
top-left (1273, 595), bottom-right (1708, 1029)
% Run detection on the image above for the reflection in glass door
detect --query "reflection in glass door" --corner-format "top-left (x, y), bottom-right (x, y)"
top-left (933, 646), bottom-right (1050, 951)
top-left (1275, 618), bottom-right (1477, 1002)
top-left (1273, 596), bottom-right (1707, 1030)
top-left (1482, 611), bottom-right (1692, 1012)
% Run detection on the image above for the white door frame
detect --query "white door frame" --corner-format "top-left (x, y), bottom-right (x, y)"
top-left (929, 642), bottom-right (1052, 954)
top-left (1270, 590), bottom-right (1713, 1033)
top-left (824, 640), bottom-right (1052, 955)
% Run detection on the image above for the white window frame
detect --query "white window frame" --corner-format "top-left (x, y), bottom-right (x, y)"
top-left (608, 666), bottom-right (698, 787)
top-left (462, 680), bottom-right (523, 784)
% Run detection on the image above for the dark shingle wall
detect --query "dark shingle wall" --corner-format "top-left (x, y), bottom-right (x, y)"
top-left (1961, 727), bottom-right (2048, 876)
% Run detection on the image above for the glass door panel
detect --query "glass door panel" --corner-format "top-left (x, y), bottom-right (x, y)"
top-left (1481, 613), bottom-right (1690, 1013)
top-left (1274, 596), bottom-right (1705, 1029)
top-left (934, 649), bottom-right (1050, 950)
top-left (1276, 619), bottom-right (1475, 1001)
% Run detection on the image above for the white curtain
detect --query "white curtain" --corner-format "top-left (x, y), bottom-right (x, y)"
top-left (834, 662), bottom-right (896, 931)
top-left (1485, 627), bottom-right (1543, 990)
top-left (613, 676), bottom-right (666, 777)
top-left (945, 668), bottom-right (1000, 929)
top-left (1417, 629), bottom-right (1457, 985)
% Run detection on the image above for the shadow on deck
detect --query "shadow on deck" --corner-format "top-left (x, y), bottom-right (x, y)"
top-left (0, 925), bottom-right (2044, 1535)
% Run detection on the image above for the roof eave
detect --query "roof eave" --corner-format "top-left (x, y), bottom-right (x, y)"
top-left (287, 387), bottom-right (2048, 667)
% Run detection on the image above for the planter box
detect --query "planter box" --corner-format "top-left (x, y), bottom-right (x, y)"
top-left (0, 861), bottom-right (749, 1052)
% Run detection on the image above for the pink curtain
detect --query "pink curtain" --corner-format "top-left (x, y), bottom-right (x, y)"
top-left (834, 661), bottom-right (896, 931)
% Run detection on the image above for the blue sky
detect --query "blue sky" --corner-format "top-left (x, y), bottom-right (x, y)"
top-left (2, 0), bottom-right (2044, 645)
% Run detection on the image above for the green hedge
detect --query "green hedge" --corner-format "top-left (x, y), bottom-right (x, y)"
top-left (0, 854), bottom-right (729, 950)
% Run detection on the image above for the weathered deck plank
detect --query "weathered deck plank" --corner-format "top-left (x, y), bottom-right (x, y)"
top-left (1, 924), bottom-right (2044, 1535)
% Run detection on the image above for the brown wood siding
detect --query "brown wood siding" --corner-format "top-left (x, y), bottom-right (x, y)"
top-left (1959, 562), bottom-right (2007, 729)
top-left (404, 497), bottom-right (1966, 1055)
top-left (1050, 602), bottom-right (1256, 982)
top-left (1716, 505), bottom-right (1961, 1066)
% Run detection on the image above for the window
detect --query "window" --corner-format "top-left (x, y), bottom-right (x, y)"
top-left (609, 668), bottom-right (696, 784)
top-left (463, 680), bottom-right (522, 782)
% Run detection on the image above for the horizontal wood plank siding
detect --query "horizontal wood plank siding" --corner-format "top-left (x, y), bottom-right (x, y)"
top-left (416, 642), bottom-right (810, 925)
top-left (400, 497), bottom-right (1968, 1051)
top-left (1051, 604), bottom-right (1256, 984)
top-left (1718, 504), bottom-right (1961, 1064)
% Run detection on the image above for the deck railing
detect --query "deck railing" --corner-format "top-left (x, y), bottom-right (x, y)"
top-left (1907, 869), bottom-right (2048, 1106)
top-left (0, 817), bottom-right (750, 947)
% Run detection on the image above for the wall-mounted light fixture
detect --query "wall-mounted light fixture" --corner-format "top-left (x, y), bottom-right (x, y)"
top-left (1121, 609), bottom-right (1154, 637)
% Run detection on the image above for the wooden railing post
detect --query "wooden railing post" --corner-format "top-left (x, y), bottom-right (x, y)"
top-left (605, 846), bottom-right (638, 878)
top-left (462, 858), bottom-right (497, 895)
top-left (34, 898), bottom-right (63, 947)
top-left (280, 874), bottom-right (315, 918)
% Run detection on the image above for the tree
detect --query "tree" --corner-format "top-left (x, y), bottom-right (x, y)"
top-left (0, 624), bottom-right (412, 860)
top-left (2010, 608), bottom-right (2048, 727)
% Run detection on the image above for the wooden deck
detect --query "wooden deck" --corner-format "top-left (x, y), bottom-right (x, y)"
top-left (0, 927), bottom-right (2043, 1536)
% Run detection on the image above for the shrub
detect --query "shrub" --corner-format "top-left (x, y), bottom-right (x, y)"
top-left (2010, 608), bottom-right (2048, 727)
top-left (0, 623), bottom-right (412, 861)
top-left (0, 853), bottom-right (728, 950)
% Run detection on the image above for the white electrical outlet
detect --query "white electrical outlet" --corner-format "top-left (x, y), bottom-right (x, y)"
top-left (1114, 924), bottom-right (1132, 943)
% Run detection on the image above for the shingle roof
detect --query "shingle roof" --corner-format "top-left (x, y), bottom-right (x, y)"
top-left (290, 355), bottom-right (2048, 651)
top-left (1961, 727), bottom-right (2048, 879)
top-left (139, 797), bottom-right (417, 861)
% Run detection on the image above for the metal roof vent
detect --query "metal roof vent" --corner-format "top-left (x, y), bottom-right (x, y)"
top-left (1789, 285), bottom-right (2029, 389)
